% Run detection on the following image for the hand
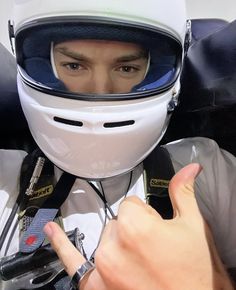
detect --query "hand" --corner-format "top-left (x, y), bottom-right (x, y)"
top-left (44, 163), bottom-right (234, 290)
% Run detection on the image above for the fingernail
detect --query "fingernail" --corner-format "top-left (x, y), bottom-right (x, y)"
top-left (183, 163), bottom-right (202, 181)
top-left (190, 163), bottom-right (202, 178)
top-left (43, 222), bottom-right (53, 239)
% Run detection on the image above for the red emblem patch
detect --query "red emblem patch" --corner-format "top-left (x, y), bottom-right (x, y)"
top-left (25, 235), bottom-right (37, 245)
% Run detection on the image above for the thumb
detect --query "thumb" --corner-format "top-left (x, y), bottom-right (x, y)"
top-left (43, 222), bottom-right (86, 277)
top-left (168, 163), bottom-right (202, 219)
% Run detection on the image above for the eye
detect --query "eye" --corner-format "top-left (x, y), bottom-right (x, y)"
top-left (119, 66), bottom-right (139, 73)
top-left (63, 62), bottom-right (82, 71)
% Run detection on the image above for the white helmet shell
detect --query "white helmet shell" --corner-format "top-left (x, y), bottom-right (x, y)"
top-left (12, 0), bottom-right (187, 179)
top-left (12, 0), bottom-right (187, 43)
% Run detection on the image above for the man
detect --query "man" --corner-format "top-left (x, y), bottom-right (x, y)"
top-left (0, 0), bottom-right (235, 289)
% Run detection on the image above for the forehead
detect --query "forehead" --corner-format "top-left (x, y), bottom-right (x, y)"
top-left (54, 39), bottom-right (145, 55)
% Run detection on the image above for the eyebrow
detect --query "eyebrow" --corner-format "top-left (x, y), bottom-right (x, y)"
top-left (55, 47), bottom-right (87, 61)
top-left (115, 51), bottom-right (148, 62)
top-left (55, 47), bottom-right (148, 63)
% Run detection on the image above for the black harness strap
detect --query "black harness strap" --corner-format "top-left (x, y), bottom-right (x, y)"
top-left (143, 146), bottom-right (175, 219)
top-left (0, 149), bottom-right (46, 251)
top-left (0, 148), bottom-right (76, 254)
top-left (19, 171), bottom-right (76, 253)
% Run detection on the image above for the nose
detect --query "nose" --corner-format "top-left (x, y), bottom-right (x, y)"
top-left (90, 68), bottom-right (114, 94)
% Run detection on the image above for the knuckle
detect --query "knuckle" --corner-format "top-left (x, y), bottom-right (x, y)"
top-left (95, 244), bottom-right (116, 279)
top-left (116, 215), bottom-right (139, 248)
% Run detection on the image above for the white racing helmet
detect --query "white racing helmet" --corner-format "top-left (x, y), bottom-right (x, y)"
top-left (10, 0), bottom-right (188, 179)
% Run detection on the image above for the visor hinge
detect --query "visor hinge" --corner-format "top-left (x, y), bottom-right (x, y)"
top-left (8, 20), bottom-right (15, 54)
top-left (167, 92), bottom-right (179, 113)
top-left (184, 19), bottom-right (192, 54)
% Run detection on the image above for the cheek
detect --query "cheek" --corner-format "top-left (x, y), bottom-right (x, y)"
top-left (113, 82), bottom-right (132, 93)
top-left (59, 75), bottom-right (89, 93)
top-left (113, 76), bottom-right (144, 93)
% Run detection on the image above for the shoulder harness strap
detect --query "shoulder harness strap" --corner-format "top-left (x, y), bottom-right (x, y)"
top-left (18, 149), bottom-right (76, 253)
top-left (0, 149), bottom-right (52, 251)
top-left (143, 146), bottom-right (175, 219)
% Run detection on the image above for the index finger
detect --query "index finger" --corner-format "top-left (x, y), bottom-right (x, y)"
top-left (43, 221), bottom-right (86, 277)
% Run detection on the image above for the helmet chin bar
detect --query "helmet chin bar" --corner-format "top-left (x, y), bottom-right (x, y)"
top-left (18, 73), bottom-right (177, 179)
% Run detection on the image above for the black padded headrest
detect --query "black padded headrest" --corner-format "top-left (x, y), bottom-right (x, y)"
top-left (179, 18), bottom-right (236, 112)
top-left (0, 43), bottom-right (26, 131)
top-left (0, 43), bottom-right (35, 150)
top-left (162, 18), bottom-right (236, 156)
top-left (190, 18), bottom-right (228, 42)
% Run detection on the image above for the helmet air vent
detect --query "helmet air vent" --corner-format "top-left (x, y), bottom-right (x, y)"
top-left (103, 120), bottom-right (135, 128)
top-left (54, 116), bottom-right (83, 127)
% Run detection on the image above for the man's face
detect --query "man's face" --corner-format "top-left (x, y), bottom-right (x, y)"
top-left (53, 39), bottom-right (148, 94)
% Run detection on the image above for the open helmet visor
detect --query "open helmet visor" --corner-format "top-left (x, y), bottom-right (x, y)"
top-left (15, 17), bottom-right (183, 101)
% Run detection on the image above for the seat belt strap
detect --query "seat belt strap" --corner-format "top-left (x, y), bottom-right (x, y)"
top-left (143, 146), bottom-right (175, 219)
top-left (19, 172), bottom-right (76, 253)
